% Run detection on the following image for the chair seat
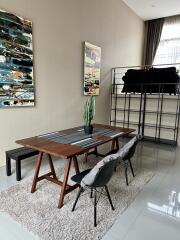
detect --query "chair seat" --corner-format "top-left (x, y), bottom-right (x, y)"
top-left (71, 169), bottom-right (91, 184)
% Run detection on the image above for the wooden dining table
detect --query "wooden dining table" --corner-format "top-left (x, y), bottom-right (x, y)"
top-left (16, 123), bottom-right (135, 208)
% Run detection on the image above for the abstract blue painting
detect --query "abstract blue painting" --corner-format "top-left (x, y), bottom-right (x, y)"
top-left (0, 9), bottom-right (34, 108)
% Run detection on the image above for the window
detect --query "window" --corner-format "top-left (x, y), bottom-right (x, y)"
top-left (153, 20), bottom-right (180, 66)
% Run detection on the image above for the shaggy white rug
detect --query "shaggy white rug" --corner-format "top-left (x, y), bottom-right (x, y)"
top-left (0, 159), bottom-right (154, 240)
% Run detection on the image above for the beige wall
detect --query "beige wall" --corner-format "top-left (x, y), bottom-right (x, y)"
top-left (0, 0), bottom-right (144, 167)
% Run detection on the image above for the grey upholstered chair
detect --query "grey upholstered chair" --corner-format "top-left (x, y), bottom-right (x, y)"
top-left (71, 155), bottom-right (117, 227)
top-left (107, 136), bottom-right (139, 185)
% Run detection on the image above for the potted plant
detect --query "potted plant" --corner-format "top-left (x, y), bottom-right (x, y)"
top-left (83, 96), bottom-right (96, 134)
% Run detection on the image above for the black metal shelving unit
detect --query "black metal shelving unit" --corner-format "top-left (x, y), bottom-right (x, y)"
top-left (110, 64), bottom-right (180, 145)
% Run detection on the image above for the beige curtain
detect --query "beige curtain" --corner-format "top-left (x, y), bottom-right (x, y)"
top-left (143, 18), bottom-right (164, 66)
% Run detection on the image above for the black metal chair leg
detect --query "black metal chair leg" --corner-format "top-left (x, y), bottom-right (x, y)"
top-left (105, 185), bottom-right (115, 210)
top-left (6, 155), bottom-right (11, 176)
top-left (16, 159), bottom-right (21, 181)
top-left (94, 188), bottom-right (97, 227)
top-left (95, 147), bottom-right (98, 157)
top-left (114, 162), bottom-right (117, 172)
top-left (128, 158), bottom-right (135, 177)
top-left (72, 187), bottom-right (83, 211)
top-left (90, 188), bottom-right (93, 198)
top-left (125, 167), bottom-right (129, 186)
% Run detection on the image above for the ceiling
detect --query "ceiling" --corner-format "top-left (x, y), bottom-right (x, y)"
top-left (122, 0), bottom-right (180, 20)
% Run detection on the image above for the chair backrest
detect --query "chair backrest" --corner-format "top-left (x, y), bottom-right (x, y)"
top-left (91, 159), bottom-right (117, 187)
top-left (81, 154), bottom-right (118, 189)
top-left (122, 136), bottom-right (138, 161)
top-left (111, 136), bottom-right (139, 162)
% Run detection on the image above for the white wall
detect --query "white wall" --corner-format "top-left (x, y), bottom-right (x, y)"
top-left (0, 0), bottom-right (144, 166)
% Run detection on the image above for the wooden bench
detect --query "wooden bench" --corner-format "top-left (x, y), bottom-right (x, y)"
top-left (6, 147), bottom-right (39, 181)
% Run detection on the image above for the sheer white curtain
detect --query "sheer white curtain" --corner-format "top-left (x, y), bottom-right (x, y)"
top-left (153, 15), bottom-right (180, 66)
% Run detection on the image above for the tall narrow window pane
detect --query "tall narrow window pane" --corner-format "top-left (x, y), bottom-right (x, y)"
top-left (153, 21), bottom-right (180, 67)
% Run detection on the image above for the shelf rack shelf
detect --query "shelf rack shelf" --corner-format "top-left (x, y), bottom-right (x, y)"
top-left (110, 120), bottom-right (177, 130)
top-left (111, 108), bottom-right (177, 116)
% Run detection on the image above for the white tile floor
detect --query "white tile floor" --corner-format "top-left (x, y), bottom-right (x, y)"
top-left (0, 141), bottom-right (180, 240)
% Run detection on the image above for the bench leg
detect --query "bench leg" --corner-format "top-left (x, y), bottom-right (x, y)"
top-left (6, 155), bottom-right (11, 176)
top-left (16, 159), bottom-right (21, 181)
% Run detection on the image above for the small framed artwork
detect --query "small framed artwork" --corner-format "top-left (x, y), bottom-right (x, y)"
top-left (84, 42), bottom-right (101, 96)
top-left (0, 9), bottom-right (34, 108)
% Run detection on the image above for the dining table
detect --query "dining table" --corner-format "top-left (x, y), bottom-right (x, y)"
top-left (16, 123), bottom-right (135, 208)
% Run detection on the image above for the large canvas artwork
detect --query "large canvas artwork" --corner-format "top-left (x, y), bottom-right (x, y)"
top-left (84, 42), bottom-right (101, 96)
top-left (0, 9), bottom-right (34, 108)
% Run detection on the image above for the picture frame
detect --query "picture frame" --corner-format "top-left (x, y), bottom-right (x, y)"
top-left (0, 9), bottom-right (34, 108)
top-left (84, 42), bottom-right (101, 96)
